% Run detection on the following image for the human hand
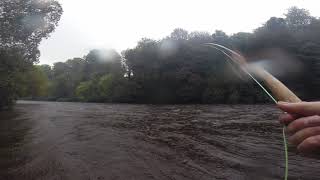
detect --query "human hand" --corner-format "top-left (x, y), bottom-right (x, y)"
top-left (277, 101), bottom-right (320, 153)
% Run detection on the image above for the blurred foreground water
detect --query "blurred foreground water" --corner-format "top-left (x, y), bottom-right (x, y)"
top-left (0, 101), bottom-right (319, 180)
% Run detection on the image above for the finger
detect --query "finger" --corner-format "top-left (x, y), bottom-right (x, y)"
top-left (289, 126), bottom-right (320, 146)
top-left (279, 113), bottom-right (299, 125)
top-left (277, 101), bottom-right (320, 116)
top-left (287, 115), bottom-right (320, 134)
top-left (297, 135), bottom-right (320, 153)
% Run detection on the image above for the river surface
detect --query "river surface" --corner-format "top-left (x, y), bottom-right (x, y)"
top-left (0, 101), bottom-right (320, 180)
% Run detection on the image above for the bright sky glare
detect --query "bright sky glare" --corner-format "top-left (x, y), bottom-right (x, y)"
top-left (39, 0), bottom-right (319, 65)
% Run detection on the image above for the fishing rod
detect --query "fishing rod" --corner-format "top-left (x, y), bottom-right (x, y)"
top-left (205, 43), bottom-right (302, 180)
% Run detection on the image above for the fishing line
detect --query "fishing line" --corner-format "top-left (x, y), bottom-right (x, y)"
top-left (205, 43), bottom-right (288, 180)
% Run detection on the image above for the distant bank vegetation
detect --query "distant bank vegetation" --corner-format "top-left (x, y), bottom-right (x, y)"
top-left (1, 3), bottom-right (320, 108)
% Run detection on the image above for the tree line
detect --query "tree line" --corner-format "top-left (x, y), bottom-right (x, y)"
top-left (1, 4), bottom-right (320, 109)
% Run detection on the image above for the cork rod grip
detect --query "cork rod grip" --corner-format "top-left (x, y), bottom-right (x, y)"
top-left (251, 68), bottom-right (302, 103)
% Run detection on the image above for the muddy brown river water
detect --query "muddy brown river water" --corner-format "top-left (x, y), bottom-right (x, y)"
top-left (0, 101), bottom-right (320, 180)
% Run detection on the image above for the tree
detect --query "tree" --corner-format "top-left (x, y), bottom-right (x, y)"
top-left (75, 80), bottom-right (99, 102)
top-left (0, 0), bottom-right (62, 109)
top-left (170, 28), bottom-right (189, 40)
top-left (98, 74), bottom-right (115, 101)
top-left (46, 49), bottom-right (124, 101)
top-left (0, 0), bottom-right (63, 63)
top-left (18, 65), bottom-right (49, 98)
top-left (212, 30), bottom-right (231, 47)
top-left (285, 6), bottom-right (314, 31)
top-left (39, 64), bottom-right (53, 80)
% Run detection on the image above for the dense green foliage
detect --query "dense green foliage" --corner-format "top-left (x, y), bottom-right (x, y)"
top-left (3, 6), bottom-right (320, 105)
top-left (0, 0), bottom-right (62, 109)
top-left (22, 7), bottom-right (320, 104)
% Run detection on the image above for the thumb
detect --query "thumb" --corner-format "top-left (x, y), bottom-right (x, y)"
top-left (277, 101), bottom-right (320, 116)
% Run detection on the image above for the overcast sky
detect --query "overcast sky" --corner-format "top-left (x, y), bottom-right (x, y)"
top-left (39, 0), bottom-right (319, 65)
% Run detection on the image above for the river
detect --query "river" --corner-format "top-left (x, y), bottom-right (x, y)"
top-left (0, 101), bottom-right (319, 180)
